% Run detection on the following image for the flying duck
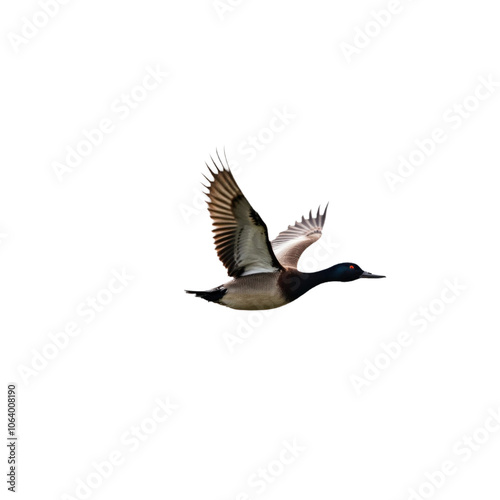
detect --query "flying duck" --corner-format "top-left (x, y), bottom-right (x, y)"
top-left (186, 153), bottom-right (385, 310)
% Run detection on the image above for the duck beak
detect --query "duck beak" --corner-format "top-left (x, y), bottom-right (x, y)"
top-left (360, 271), bottom-right (385, 279)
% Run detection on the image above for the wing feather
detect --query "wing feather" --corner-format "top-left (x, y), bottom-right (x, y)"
top-left (204, 152), bottom-right (283, 277)
top-left (271, 204), bottom-right (329, 269)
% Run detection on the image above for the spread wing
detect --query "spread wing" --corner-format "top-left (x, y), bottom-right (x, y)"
top-left (271, 205), bottom-right (328, 269)
top-left (204, 153), bottom-right (284, 278)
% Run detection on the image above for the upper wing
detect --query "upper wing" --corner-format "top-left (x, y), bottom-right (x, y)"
top-left (271, 205), bottom-right (329, 269)
top-left (204, 153), bottom-right (284, 278)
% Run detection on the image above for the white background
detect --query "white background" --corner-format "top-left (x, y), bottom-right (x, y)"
top-left (2, 0), bottom-right (500, 499)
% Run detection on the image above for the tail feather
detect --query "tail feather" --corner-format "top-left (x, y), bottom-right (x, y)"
top-left (185, 286), bottom-right (226, 304)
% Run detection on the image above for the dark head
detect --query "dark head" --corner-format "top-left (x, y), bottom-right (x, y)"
top-left (329, 263), bottom-right (385, 282)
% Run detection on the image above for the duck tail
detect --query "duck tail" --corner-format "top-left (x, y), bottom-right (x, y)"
top-left (185, 286), bottom-right (227, 304)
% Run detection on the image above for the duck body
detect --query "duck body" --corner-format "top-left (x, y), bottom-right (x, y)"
top-left (190, 264), bottom-right (379, 310)
top-left (186, 153), bottom-right (385, 311)
top-left (212, 269), bottom-right (313, 310)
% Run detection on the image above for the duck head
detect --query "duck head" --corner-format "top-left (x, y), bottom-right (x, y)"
top-left (329, 263), bottom-right (385, 282)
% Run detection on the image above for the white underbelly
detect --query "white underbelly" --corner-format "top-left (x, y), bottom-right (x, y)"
top-left (219, 274), bottom-right (287, 310)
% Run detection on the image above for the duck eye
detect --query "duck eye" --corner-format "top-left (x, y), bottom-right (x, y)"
top-left (349, 265), bottom-right (354, 269)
